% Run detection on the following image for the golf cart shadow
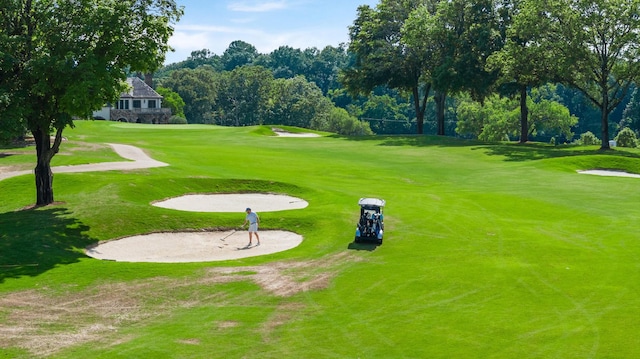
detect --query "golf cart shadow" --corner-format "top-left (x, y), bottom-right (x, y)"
top-left (347, 241), bottom-right (379, 251)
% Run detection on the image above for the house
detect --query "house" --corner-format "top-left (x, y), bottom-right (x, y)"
top-left (93, 77), bottom-right (172, 124)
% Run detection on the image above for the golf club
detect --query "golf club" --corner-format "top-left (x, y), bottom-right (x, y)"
top-left (218, 229), bottom-right (237, 242)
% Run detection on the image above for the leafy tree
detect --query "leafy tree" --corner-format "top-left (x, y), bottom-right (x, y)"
top-left (222, 40), bottom-right (259, 71)
top-left (405, 0), bottom-right (503, 135)
top-left (621, 86), bottom-right (640, 133)
top-left (216, 65), bottom-right (274, 126)
top-left (306, 45), bottom-right (350, 95)
top-left (161, 66), bottom-right (218, 124)
top-left (527, 85), bottom-right (578, 141)
top-left (361, 94), bottom-right (411, 134)
top-left (266, 76), bottom-right (329, 128)
top-left (614, 127), bottom-right (638, 147)
top-left (311, 107), bottom-right (374, 136)
top-left (156, 86), bottom-right (186, 118)
top-left (536, 0), bottom-right (640, 149)
top-left (456, 86), bottom-right (577, 141)
top-left (487, 0), bottom-right (557, 143)
top-left (0, 0), bottom-right (182, 205)
top-left (261, 46), bottom-right (307, 79)
top-left (342, 1), bottom-right (433, 134)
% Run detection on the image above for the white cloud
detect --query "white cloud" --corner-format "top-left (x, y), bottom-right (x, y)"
top-left (227, 1), bottom-right (289, 12)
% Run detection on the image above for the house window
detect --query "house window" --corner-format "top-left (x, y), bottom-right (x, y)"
top-left (118, 100), bottom-right (129, 109)
top-left (148, 100), bottom-right (157, 109)
top-left (133, 100), bottom-right (141, 108)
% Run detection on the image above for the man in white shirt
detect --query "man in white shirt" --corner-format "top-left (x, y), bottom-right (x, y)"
top-left (242, 207), bottom-right (260, 246)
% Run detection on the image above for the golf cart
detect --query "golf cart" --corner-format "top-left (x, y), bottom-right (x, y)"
top-left (354, 198), bottom-right (385, 244)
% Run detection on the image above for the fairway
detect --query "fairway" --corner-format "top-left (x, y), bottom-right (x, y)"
top-left (2, 121), bottom-right (640, 358)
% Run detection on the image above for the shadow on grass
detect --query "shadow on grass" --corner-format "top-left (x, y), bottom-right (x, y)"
top-left (347, 241), bottom-right (379, 251)
top-left (471, 143), bottom-right (640, 162)
top-left (332, 134), bottom-right (480, 148)
top-left (335, 134), bottom-right (640, 163)
top-left (0, 207), bottom-right (96, 283)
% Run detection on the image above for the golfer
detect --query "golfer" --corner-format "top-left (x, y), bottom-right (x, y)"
top-left (242, 207), bottom-right (260, 246)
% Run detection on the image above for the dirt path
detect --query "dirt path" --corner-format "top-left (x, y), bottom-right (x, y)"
top-left (0, 143), bottom-right (168, 181)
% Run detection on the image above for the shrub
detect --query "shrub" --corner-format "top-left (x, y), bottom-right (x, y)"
top-left (577, 131), bottom-right (600, 146)
top-left (614, 127), bottom-right (638, 148)
top-left (168, 115), bottom-right (188, 124)
top-left (311, 107), bottom-right (374, 136)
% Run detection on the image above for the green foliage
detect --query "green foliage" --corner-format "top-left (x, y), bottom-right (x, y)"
top-left (168, 115), bottom-right (188, 124)
top-left (222, 40), bottom-right (258, 71)
top-left (311, 107), bottom-right (374, 136)
top-left (0, 0), bottom-right (182, 204)
top-left (577, 131), bottom-right (600, 146)
top-left (156, 86), bottom-right (186, 118)
top-left (456, 87), bottom-right (576, 142)
top-left (160, 67), bottom-right (218, 124)
top-left (343, 0), bottom-right (432, 133)
top-left (621, 86), bottom-right (640, 131)
top-left (266, 76), bottom-right (332, 128)
top-left (216, 65), bottom-right (274, 126)
top-left (531, 0), bottom-right (640, 148)
top-left (614, 127), bottom-right (638, 148)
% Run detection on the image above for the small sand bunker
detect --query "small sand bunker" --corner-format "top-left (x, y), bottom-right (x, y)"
top-left (578, 170), bottom-right (640, 178)
top-left (272, 127), bottom-right (320, 137)
top-left (86, 230), bottom-right (303, 263)
top-left (152, 193), bottom-right (308, 212)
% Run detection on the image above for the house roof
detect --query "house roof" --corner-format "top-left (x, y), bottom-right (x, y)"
top-left (120, 77), bottom-right (162, 99)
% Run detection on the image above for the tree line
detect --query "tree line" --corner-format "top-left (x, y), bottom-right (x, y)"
top-left (154, 0), bottom-right (640, 149)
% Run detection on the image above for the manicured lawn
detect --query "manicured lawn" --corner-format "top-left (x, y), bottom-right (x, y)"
top-left (1, 120), bottom-right (640, 358)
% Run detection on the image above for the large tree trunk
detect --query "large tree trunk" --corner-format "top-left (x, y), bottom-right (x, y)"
top-left (32, 126), bottom-right (61, 206)
top-left (600, 87), bottom-right (611, 150)
top-left (519, 85), bottom-right (529, 143)
top-left (413, 86), bottom-right (423, 134)
top-left (412, 83), bottom-right (430, 135)
top-left (434, 91), bottom-right (446, 136)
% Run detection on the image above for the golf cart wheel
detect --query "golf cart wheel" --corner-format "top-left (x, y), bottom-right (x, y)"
top-left (354, 236), bottom-right (361, 243)
top-left (377, 239), bottom-right (383, 245)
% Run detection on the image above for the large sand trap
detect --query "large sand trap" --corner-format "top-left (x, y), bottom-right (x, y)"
top-left (86, 230), bottom-right (303, 263)
top-left (152, 193), bottom-right (308, 212)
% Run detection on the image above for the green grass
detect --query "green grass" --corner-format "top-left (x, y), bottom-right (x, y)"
top-left (2, 120), bottom-right (640, 358)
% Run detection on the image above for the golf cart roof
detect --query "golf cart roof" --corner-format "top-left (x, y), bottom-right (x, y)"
top-left (358, 198), bottom-right (385, 208)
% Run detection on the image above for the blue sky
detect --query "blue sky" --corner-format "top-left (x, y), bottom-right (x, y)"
top-left (165, 0), bottom-right (379, 65)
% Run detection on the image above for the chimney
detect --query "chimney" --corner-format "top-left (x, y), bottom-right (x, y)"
top-left (144, 73), bottom-right (154, 88)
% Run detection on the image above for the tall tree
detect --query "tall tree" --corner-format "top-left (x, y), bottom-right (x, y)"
top-left (161, 66), bottom-right (219, 124)
top-left (0, 0), bottom-right (182, 206)
top-left (537, 0), bottom-right (640, 149)
top-left (216, 65), bottom-right (274, 126)
top-left (403, 0), bottom-right (502, 135)
top-left (307, 45), bottom-right (349, 95)
top-left (486, 0), bottom-right (555, 143)
top-left (266, 76), bottom-right (329, 128)
top-left (221, 40), bottom-right (259, 71)
top-left (342, 1), bottom-right (434, 134)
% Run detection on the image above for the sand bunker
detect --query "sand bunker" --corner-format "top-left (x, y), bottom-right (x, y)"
top-left (578, 170), bottom-right (640, 178)
top-left (272, 127), bottom-right (321, 137)
top-left (152, 193), bottom-right (308, 212)
top-left (86, 230), bottom-right (303, 263)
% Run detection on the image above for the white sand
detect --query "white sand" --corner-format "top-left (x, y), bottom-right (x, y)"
top-left (85, 230), bottom-right (303, 263)
top-left (152, 193), bottom-right (308, 212)
top-left (577, 170), bottom-right (640, 178)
